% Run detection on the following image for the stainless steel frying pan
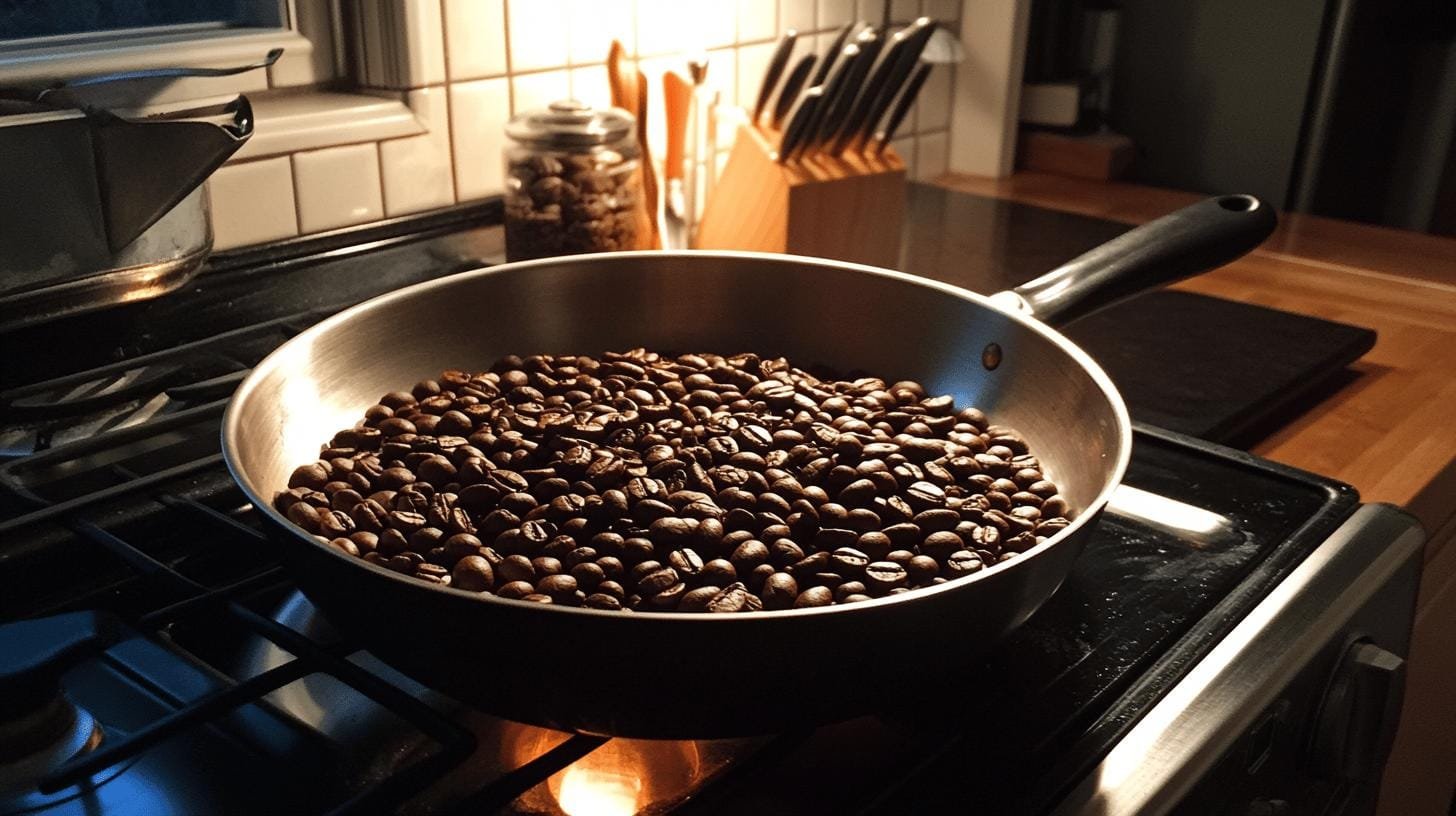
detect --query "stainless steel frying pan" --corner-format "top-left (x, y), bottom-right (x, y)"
top-left (223, 195), bottom-right (1275, 737)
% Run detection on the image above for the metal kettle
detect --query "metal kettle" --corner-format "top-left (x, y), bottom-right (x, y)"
top-left (0, 51), bottom-right (276, 328)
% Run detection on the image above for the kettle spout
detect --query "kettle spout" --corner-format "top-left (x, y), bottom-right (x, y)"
top-left (92, 94), bottom-right (254, 252)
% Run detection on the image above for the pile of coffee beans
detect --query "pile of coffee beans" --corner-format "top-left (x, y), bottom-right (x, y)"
top-left (273, 350), bottom-right (1072, 613)
top-left (504, 152), bottom-right (642, 261)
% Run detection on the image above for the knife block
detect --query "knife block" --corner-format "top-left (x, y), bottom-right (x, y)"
top-left (694, 123), bottom-right (906, 268)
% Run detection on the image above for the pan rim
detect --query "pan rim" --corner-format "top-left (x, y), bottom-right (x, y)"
top-left (221, 249), bottom-right (1133, 622)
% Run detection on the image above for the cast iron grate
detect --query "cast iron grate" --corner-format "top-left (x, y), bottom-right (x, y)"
top-left (0, 305), bottom-right (804, 816)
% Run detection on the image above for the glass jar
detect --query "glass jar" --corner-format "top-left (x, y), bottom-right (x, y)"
top-left (503, 99), bottom-right (647, 261)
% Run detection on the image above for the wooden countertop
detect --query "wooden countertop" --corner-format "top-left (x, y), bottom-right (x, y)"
top-left (933, 171), bottom-right (1456, 561)
top-left (932, 171), bottom-right (1456, 816)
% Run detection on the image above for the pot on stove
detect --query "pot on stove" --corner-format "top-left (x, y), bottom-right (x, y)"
top-left (0, 51), bottom-right (277, 329)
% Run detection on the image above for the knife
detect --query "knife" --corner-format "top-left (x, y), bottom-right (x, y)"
top-left (872, 62), bottom-right (932, 156)
top-left (752, 30), bottom-right (798, 125)
top-left (776, 86), bottom-right (823, 164)
top-left (810, 22), bottom-right (856, 86)
top-left (827, 21), bottom-right (917, 155)
top-left (845, 17), bottom-right (937, 153)
top-left (770, 54), bottom-right (815, 129)
top-left (816, 27), bottom-right (883, 155)
top-left (792, 42), bottom-right (860, 161)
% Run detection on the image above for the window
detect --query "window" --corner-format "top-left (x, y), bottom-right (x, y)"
top-left (0, 1), bottom-right (285, 41)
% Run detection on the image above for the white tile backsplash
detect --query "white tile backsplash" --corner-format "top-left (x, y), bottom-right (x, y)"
top-left (737, 0), bottom-right (779, 43)
top-left (888, 0), bottom-right (919, 24)
top-left (208, 157), bottom-right (298, 250)
top-left (443, 0), bottom-right (509, 80)
top-left (293, 143), bottom-right (385, 232)
top-left (636, 0), bottom-right (710, 58)
top-left (914, 130), bottom-right (947, 180)
top-left (569, 64), bottom-right (613, 111)
top-left (914, 62), bottom-right (953, 132)
top-left (818, 0), bottom-right (856, 29)
top-left (567, 0), bottom-right (635, 64)
top-left (507, 0), bottom-right (571, 71)
top-left (380, 87), bottom-right (456, 216)
top-left (700, 1), bottom-right (740, 49)
top-left (890, 135), bottom-right (916, 175)
top-left (856, 0), bottom-right (887, 26)
top-left (735, 41), bottom-right (779, 111)
top-left (779, 0), bottom-right (816, 34)
top-left (511, 69), bottom-right (572, 115)
top-left (450, 77), bottom-right (512, 199)
top-left (208, 0), bottom-right (973, 247)
top-left (924, 0), bottom-right (960, 25)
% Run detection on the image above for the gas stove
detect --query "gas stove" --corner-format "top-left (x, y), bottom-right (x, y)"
top-left (0, 191), bottom-right (1422, 816)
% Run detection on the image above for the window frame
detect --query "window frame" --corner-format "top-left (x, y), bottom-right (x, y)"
top-left (0, 0), bottom-right (320, 92)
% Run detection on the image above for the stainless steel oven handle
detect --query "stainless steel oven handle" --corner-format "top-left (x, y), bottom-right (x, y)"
top-left (1052, 503), bottom-right (1424, 816)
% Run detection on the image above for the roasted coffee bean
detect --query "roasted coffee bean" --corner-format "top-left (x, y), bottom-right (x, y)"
top-left (668, 548), bottom-right (704, 577)
top-left (913, 508), bottom-right (961, 533)
top-left (278, 354), bottom-right (1067, 611)
top-left (761, 572), bottom-right (799, 609)
top-left (793, 586), bottom-right (834, 608)
top-left (856, 531), bottom-right (893, 560)
top-left (829, 547), bottom-right (869, 577)
top-left (906, 554), bottom-right (940, 584)
top-left (920, 530), bottom-right (963, 561)
top-left (701, 582), bottom-right (748, 612)
top-left (864, 561), bottom-right (909, 593)
top-left (452, 555), bottom-right (495, 591)
top-left (947, 550), bottom-right (984, 576)
top-left (678, 585), bottom-right (723, 612)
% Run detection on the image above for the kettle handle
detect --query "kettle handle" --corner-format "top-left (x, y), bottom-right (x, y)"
top-left (37, 49), bottom-right (281, 101)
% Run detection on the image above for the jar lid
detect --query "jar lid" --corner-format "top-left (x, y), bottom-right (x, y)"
top-left (505, 99), bottom-right (635, 148)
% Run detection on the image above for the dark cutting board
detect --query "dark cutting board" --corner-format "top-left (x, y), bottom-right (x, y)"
top-left (1061, 290), bottom-right (1376, 444)
top-left (899, 185), bottom-right (1377, 447)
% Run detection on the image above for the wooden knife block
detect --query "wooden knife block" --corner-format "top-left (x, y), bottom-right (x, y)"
top-left (694, 123), bottom-right (906, 268)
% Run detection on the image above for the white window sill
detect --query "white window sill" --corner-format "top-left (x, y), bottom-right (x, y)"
top-left (230, 91), bottom-right (426, 161)
top-left (0, 27), bottom-right (310, 85)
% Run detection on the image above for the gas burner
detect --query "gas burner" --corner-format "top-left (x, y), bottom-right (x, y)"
top-left (244, 592), bottom-right (757, 815)
top-left (0, 612), bottom-right (131, 812)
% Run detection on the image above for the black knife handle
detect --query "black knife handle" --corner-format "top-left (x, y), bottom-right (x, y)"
top-left (829, 28), bottom-right (906, 155)
top-left (811, 22), bottom-right (855, 86)
top-left (771, 55), bottom-right (816, 129)
top-left (873, 62), bottom-right (931, 155)
top-left (753, 31), bottom-right (798, 124)
top-left (854, 18), bottom-right (936, 152)
top-left (777, 87), bottom-right (823, 163)
top-left (820, 31), bottom-right (883, 154)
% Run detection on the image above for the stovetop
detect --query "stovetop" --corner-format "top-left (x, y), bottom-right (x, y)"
top-left (0, 192), bottom-right (1366, 815)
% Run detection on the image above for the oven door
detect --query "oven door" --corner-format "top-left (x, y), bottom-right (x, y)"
top-left (1053, 503), bottom-right (1423, 816)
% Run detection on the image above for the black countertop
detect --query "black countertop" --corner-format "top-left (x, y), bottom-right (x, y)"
top-left (2, 185), bottom-right (1372, 446)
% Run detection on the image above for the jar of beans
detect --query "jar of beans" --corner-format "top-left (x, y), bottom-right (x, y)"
top-left (503, 99), bottom-right (648, 261)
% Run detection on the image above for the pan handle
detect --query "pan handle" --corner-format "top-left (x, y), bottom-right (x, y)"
top-left (994, 194), bottom-right (1277, 327)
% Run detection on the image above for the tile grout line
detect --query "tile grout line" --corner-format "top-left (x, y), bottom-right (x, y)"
top-left (503, 0), bottom-right (517, 115)
top-left (436, 0), bottom-right (462, 204)
top-left (288, 153), bottom-right (304, 236)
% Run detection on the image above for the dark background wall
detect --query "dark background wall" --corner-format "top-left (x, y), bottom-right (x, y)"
top-left (1107, 0), bottom-right (1327, 211)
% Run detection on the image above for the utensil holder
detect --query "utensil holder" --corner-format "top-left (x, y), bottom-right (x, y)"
top-left (694, 122), bottom-right (906, 268)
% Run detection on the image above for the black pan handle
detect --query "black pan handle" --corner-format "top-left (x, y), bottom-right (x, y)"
top-left (1003, 194), bottom-right (1277, 327)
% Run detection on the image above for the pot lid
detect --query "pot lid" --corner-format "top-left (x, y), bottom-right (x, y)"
top-left (505, 99), bottom-right (635, 148)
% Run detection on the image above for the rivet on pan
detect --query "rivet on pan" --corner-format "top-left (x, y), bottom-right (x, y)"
top-left (982, 343), bottom-right (1003, 370)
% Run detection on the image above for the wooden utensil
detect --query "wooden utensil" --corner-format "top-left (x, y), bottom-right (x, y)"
top-left (663, 70), bottom-right (692, 248)
top-left (636, 68), bottom-right (661, 248)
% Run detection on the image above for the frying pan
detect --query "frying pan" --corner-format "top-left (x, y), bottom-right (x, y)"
top-left (223, 195), bottom-right (1275, 737)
